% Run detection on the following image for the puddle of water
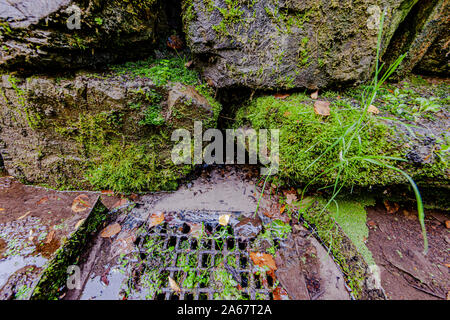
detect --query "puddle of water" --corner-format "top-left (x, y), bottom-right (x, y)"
top-left (80, 269), bottom-right (128, 300)
top-left (0, 255), bottom-right (47, 288)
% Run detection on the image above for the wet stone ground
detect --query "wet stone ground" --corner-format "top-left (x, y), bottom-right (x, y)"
top-left (0, 175), bottom-right (104, 299)
top-left (63, 166), bottom-right (350, 300)
top-left (0, 166), bottom-right (448, 300)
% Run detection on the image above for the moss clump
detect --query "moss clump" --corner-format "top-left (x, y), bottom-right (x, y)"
top-left (235, 92), bottom-right (448, 189)
top-left (31, 200), bottom-right (109, 300)
top-left (326, 197), bottom-right (376, 266)
top-left (298, 197), bottom-right (378, 299)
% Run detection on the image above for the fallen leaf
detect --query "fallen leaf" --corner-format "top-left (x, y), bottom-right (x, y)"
top-left (129, 194), bottom-right (139, 201)
top-left (273, 287), bottom-right (289, 300)
top-left (71, 195), bottom-right (91, 213)
top-left (169, 276), bottom-right (181, 294)
top-left (314, 101), bottom-right (331, 116)
top-left (219, 214), bottom-right (231, 226)
top-left (45, 229), bottom-right (55, 244)
top-left (184, 60), bottom-right (193, 68)
top-left (367, 221), bottom-right (377, 227)
top-left (36, 197), bottom-right (49, 205)
top-left (100, 223), bottom-right (122, 238)
top-left (250, 252), bottom-right (277, 272)
top-left (101, 268), bottom-right (110, 286)
top-left (0, 208), bottom-right (4, 212)
top-left (368, 105), bottom-right (380, 114)
top-left (283, 111), bottom-right (292, 117)
top-left (263, 211), bottom-right (273, 218)
top-left (18, 211), bottom-right (31, 220)
top-left (148, 211), bottom-right (165, 228)
top-left (274, 93), bottom-right (290, 100)
top-left (446, 221), bottom-right (450, 229)
top-left (280, 205), bottom-right (286, 214)
top-left (384, 200), bottom-right (400, 214)
top-left (188, 223), bottom-right (204, 239)
top-left (74, 219), bottom-right (85, 230)
top-left (444, 263), bottom-right (450, 268)
top-left (101, 190), bottom-right (115, 196)
top-left (311, 90), bottom-right (319, 100)
top-left (112, 198), bottom-right (128, 209)
top-left (286, 193), bottom-right (297, 205)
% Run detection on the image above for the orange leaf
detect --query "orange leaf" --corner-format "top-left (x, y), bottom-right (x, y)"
top-left (280, 205), bottom-right (286, 214)
top-left (274, 93), bottom-right (290, 100)
top-left (71, 195), bottom-right (91, 213)
top-left (314, 101), bottom-right (331, 116)
top-left (100, 223), bottom-right (122, 238)
top-left (148, 212), bottom-right (165, 227)
top-left (273, 287), bottom-right (289, 300)
top-left (250, 252), bottom-right (277, 271)
top-left (113, 198), bottom-right (128, 209)
top-left (45, 229), bottom-right (55, 244)
top-left (101, 190), bottom-right (115, 196)
top-left (36, 197), bottom-right (49, 205)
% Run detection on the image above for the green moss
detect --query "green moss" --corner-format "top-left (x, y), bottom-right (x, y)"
top-left (235, 92), bottom-right (447, 189)
top-left (299, 198), bottom-right (371, 299)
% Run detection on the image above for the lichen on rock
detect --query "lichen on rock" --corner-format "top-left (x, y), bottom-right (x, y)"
top-left (0, 57), bottom-right (222, 192)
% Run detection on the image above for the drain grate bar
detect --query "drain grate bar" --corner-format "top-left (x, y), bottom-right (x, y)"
top-left (137, 223), bottom-right (274, 300)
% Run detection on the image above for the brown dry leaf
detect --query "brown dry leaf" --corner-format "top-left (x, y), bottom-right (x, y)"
top-left (45, 229), bottom-right (55, 244)
top-left (283, 111), bottom-right (292, 117)
top-left (148, 211), bottom-right (165, 228)
top-left (188, 223), bottom-right (204, 239)
top-left (368, 105), bottom-right (380, 115)
top-left (273, 287), bottom-right (289, 300)
top-left (101, 190), bottom-right (115, 196)
top-left (280, 205), bottom-right (286, 214)
top-left (71, 195), bottom-right (91, 213)
top-left (274, 93), bottom-right (290, 100)
top-left (250, 252), bottom-right (277, 272)
top-left (219, 214), bottom-right (231, 226)
top-left (314, 101), bottom-right (331, 116)
top-left (112, 198), bottom-right (128, 209)
top-left (168, 276), bottom-right (181, 294)
top-left (18, 211), bottom-right (31, 220)
top-left (445, 221), bottom-right (450, 229)
top-left (36, 197), bottom-right (49, 205)
top-left (311, 90), bottom-right (319, 100)
top-left (384, 200), bottom-right (400, 214)
top-left (74, 219), bottom-right (85, 230)
top-left (286, 193), bottom-right (297, 205)
top-left (100, 223), bottom-right (122, 238)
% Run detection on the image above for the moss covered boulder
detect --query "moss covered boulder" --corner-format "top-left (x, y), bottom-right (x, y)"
top-left (0, 0), bottom-right (166, 73)
top-left (182, 0), bottom-right (436, 90)
top-left (0, 57), bottom-right (221, 192)
top-left (235, 83), bottom-right (449, 191)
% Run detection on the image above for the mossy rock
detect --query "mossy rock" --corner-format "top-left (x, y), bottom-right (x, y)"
top-left (235, 88), bottom-right (449, 191)
top-left (0, 57), bottom-right (222, 193)
top-left (0, 0), bottom-right (166, 73)
top-left (182, 0), bottom-right (446, 90)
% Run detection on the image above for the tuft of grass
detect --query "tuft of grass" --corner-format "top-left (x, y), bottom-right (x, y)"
top-left (299, 11), bottom-right (429, 254)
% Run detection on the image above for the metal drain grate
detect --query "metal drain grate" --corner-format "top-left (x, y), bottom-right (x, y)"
top-left (136, 222), bottom-right (275, 300)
